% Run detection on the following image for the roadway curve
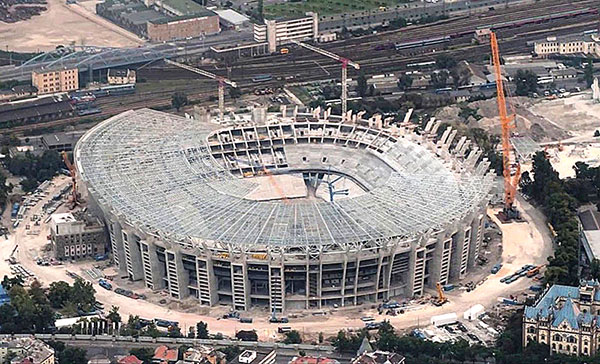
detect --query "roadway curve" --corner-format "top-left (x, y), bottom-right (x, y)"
top-left (0, 167), bottom-right (551, 341)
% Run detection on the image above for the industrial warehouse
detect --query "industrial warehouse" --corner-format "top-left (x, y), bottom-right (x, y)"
top-left (74, 107), bottom-right (493, 312)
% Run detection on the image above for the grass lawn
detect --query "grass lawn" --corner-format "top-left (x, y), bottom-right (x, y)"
top-left (264, 0), bottom-right (406, 18)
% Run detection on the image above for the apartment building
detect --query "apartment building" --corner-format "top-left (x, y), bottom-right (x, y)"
top-left (253, 12), bottom-right (318, 53)
top-left (31, 68), bottom-right (79, 95)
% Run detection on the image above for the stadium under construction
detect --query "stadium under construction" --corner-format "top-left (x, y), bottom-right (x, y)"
top-left (75, 107), bottom-right (494, 312)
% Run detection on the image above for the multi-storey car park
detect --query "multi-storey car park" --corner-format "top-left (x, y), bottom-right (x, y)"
top-left (75, 107), bottom-right (494, 312)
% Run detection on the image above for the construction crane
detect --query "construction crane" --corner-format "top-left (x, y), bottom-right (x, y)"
top-left (490, 32), bottom-right (521, 220)
top-left (433, 282), bottom-right (448, 306)
top-left (61, 151), bottom-right (79, 208)
top-left (290, 40), bottom-right (359, 117)
top-left (164, 59), bottom-right (237, 122)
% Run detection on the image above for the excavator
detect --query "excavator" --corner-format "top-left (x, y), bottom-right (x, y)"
top-left (433, 282), bottom-right (448, 306)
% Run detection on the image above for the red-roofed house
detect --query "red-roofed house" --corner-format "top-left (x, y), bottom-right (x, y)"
top-left (288, 357), bottom-right (339, 364)
top-left (117, 355), bottom-right (143, 364)
top-left (152, 345), bottom-right (178, 364)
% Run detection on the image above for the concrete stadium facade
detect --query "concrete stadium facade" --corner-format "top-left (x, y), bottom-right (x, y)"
top-left (75, 108), bottom-right (493, 312)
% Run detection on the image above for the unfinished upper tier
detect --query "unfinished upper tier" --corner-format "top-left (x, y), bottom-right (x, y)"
top-left (75, 108), bottom-right (494, 309)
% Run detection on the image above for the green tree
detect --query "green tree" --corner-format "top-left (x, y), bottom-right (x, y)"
top-left (435, 54), bottom-right (457, 70)
top-left (171, 92), bottom-right (188, 111)
top-left (130, 347), bottom-right (154, 364)
top-left (236, 330), bottom-right (258, 341)
top-left (431, 71), bottom-right (449, 89)
top-left (397, 74), bottom-right (413, 91)
top-left (584, 61), bottom-right (594, 88)
top-left (71, 278), bottom-right (96, 312)
top-left (58, 346), bottom-right (88, 364)
top-left (515, 70), bottom-right (538, 96)
top-left (196, 321), bottom-right (209, 339)
top-left (168, 325), bottom-right (182, 338)
top-left (28, 280), bottom-right (47, 305)
top-left (107, 305), bottom-right (121, 323)
top-left (356, 72), bottom-right (368, 97)
top-left (256, 0), bottom-right (263, 22)
top-left (1, 275), bottom-right (23, 290)
top-left (283, 330), bottom-right (302, 344)
top-left (229, 87), bottom-right (242, 101)
top-left (221, 346), bottom-right (241, 361)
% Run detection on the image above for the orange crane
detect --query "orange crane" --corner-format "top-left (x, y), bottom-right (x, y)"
top-left (290, 40), bottom-right (360, 116)
top-left (490, 32), bottom-right (520, 220)
top-left (61, 151), bottom-right (79, 208)
top-left (164, 59), bottom-right (237, 122)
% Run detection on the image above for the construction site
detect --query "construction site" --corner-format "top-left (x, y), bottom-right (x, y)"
top-left (2, 0), bottom-right (600, 351)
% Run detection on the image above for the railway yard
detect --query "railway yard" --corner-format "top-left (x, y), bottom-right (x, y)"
top-left (2, 0), bottom-right (598, 134)
top-left (0, 0), bottom-right (600, 360)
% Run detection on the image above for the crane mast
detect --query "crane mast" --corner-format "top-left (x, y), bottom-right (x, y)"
top-left (490, 32), bottom-right (520, 219)
top-left (164, 59), bottom-right (237, 122)
top-left (290, 40), bottom-right (359, 117)
top-left (61, 151), bottom-right (79, 208)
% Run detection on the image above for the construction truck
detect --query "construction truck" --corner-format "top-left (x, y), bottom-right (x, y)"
top-left (433, 282), bottom-right (448, 306)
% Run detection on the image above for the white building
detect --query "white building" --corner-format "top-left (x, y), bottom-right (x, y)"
top-left (253, 13), bottom-right (318, 53)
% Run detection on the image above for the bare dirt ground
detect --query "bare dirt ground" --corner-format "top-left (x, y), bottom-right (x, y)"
top-left (0, 174), bottom-right (553, 342)
top-left (434, 94), bottom-right (600, 143)
top-left (0, 0), bottom-right (143, 52)
top-left (529, 92), bottom-right (600, 142)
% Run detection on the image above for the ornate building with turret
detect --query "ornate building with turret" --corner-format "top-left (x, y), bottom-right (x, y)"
top-left (523, 281), bottom-right (600, 356)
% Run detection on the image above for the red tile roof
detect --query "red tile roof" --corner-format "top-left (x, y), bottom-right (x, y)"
top-left (118, 355), bottom-right (143, 364)
top-left (153, 345), bottom-right (178, 362)
top-left (289, 357), bottom-right (338, 364)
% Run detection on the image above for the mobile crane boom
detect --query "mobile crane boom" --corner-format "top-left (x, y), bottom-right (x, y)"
top-left (490, 32), bottom-right (520, 218)
top-left (61, 151), bottom-right (79, 207)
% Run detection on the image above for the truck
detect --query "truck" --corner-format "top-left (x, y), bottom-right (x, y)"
top-left (239, 317), bottom-right (253, 323)
top-left (491, 263), bottom-right (502, 274)
top-left (529, 285), bottom-right (543, 292)
top-left (98, 279), bottom-right (112, 290)
top-left (430, 312), bottom-right (458, 327)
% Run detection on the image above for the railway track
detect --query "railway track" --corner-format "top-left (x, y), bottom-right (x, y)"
top-left (4, 3), bottom-right (598, 134)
